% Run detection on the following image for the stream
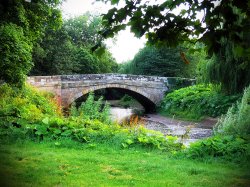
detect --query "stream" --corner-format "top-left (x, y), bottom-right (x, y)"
top-left (109, 100), bottom-right (216, 146)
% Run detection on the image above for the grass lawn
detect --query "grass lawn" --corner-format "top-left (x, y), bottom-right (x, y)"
top-left (0, 138), bottom-right (249, 187)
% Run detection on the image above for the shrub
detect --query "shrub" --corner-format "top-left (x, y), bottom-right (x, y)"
top-left (0, 84), bottom-right (61, 124)
top-left (160, 84), bottom-right (240, 120)
top-left (182, 135), bottom-right (250, 162)
top-left (214, 85), bottom-right (250, 136)
top-left (0, 115), bottom-right (184, 152)
top-left (121, 94), bottom-right (133, 102)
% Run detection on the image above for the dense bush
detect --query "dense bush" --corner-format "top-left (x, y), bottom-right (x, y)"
top-left (182, 135), bottom-right (250, 162)
top-left (0, 84), bottom-right (61, 123)
top-left (160, 84), bottom-right (240, 120)
top-left (214, 85), bottom-right (250, 136)
top-left (0, 0), bottom-right (62, 86)
top-left (0, 114), bottom-right (184, 151)
top-left (0, 115), bottom-right (183, 151)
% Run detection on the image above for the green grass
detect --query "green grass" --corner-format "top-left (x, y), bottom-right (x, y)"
top-left (0, 138), bottom-right (249, 187)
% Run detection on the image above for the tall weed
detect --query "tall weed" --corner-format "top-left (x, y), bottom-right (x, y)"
top-left (214, 85), bottom-right (250, 136)
top-left (70, 92), bottom-right (111, 124)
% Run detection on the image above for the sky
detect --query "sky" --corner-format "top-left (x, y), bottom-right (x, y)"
top-left (60, 0), bottom-right (146, 63)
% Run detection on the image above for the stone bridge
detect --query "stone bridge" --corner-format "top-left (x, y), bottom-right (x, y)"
top-left (27, 74), bottom-right (194, 112)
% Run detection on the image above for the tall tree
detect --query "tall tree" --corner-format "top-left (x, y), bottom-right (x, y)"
top-left (0, 0), bottom-right (62, 86)
top-left (207, 38), bottom-right (250, 94)
top-left (31, 28), bottom-right (78, 75)
top-left (119, 45), bottom-right (195, 77)
top-left (64, 12), bottom-right (103, 47)
top-left (31, 13), bottom-right (118, 75)
top-left (0, 0), bottom-right (62, 43)
top-left (0, 24), bottom-right (32, 87)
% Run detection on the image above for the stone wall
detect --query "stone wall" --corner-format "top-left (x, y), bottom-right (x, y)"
top-left (27, 76), bottom-right (61, 96)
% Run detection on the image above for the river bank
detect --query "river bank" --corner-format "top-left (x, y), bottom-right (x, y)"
top-left (143, 114), bottom-right (217, 145)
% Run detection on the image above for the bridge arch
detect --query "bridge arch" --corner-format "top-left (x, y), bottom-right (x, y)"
top-left (68, 84), bottom-right (157, 112)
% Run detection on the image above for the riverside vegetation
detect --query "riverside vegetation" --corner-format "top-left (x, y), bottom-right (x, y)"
top-left (159, 84), bottom-right (241, 120)
top-left (0, 83), bottom-right (250, 186)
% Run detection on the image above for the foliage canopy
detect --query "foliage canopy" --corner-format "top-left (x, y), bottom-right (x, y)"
top-left (99, 0), bottom-right (250, 93)
top-left (99, 0), bottom-right (249, 55)
top-left (31, 13), bottom-right (118, 75)
top-left (119, 45), bottom-right (195, 77)
top-left (0, 0), bottom-right (62, 86)
top-left (0, 24), bottom-right (32, 87)
top-left (0, 0), bottom-right (62, 43)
